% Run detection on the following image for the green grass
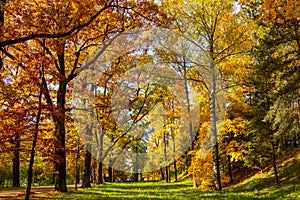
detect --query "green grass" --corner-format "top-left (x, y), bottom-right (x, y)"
top-left (49, 152), bottom-right (300, 200)
top-left (49, 178), bottom-right (299, 200)
top-left (10, 151), bottom-right (299, 199)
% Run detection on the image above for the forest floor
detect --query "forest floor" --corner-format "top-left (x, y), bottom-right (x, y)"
top-left (1, 151), bottom-right (299, 199)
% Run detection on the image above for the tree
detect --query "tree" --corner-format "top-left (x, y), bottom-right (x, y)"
top-left (0, 0), bottom-right (168, 48)
top-left (0, 57), bottom-right (43, 188)
top-left (218, 85), bottom-right (250, 183)
top-left (242, 0), bottom-right (300, 185)
top-left (25, 67), bottom-right (44, 200)
top-left (158, 0), bottom-right (252, 189)
top-left (1, 0), bottom-right (165, 192)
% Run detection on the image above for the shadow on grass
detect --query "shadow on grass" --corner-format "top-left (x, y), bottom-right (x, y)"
top-left (279, 159), bottom-right (300, 185)
top-left (60, 182), bottom-right (265, 200)
top-left (100, 182), bottom-right (192, 190)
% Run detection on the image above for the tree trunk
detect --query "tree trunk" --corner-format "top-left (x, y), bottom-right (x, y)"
top-left (108, 159), bottom-right (113, 183)
top-left (165, 166), bottom-right (169, 183)
top-left (193, 175), bottom-right (198, 188)
top-left (53, 121), bottom-right (67, 192)
top-left (98, 162), bottom-right (103, 184)
top-left (293, 133), bottom-right (298, 148)
top-left (170, 102), bottom-right (178, 183)
top-left (182, 67), bottom-right (196, 187)
top-left (25, 76), bottom-right (43, 200)
top-left (272, 142), bottom-right (279, 185)
top-left (53, 80), bottom-right (68, 192)
top-left (82, 147), bottom-right (92, 188)
top-left (163, 132), bottom-right (169, 183)
top-left (82, 109), bottom-right (93, 188)
top-left (108, 167), bottom-right (113, 183)
top-left (134, 145), bottom-right (139, 182)
top-left (168, 166), bottom-right (171, 183)
top-left (12, 134), bottom-right (20, 187)
top-left (173, 160), bottom-right (177, 182)
top-left (160, 167), bottom-right (164, 180)
top-left (183, 68), bottom-right (193, 143)
top-left (12, 149), bottom-right (20, 188)
top-left (134, 172), bottom-right (139, 182)
top-left (0, 0), bottom-right (5, 70)
top-left (93, 164), bottom-right (96, 184)
top-left (210, 62), bottom-right (222, 190)
top-left (75, 157), bottom-right (80, 190)
top-left (98, 130), bottom-right (104, 184)
top-left (75, 134), bottom-right (80, 190)
top-left (0, 0), bottom-right (4, 30)
top-left (227, 155), bottom-right (233, 183)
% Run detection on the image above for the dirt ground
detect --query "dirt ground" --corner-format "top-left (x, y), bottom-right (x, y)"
top-left (0, 185), bottom-right (76, 199)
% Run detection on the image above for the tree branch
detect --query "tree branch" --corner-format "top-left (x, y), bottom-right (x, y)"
top-left (0, 2), bottom-right (117, 48)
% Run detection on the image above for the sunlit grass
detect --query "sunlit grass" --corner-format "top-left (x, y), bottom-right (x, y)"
top-left (51, 178), bottom-right (299, 200)
top-left (5, 151), bottom-right (298, 199)
top-left (52, 152), bottom-right (300, 199)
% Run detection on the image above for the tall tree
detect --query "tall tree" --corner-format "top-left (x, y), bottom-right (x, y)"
top-left (159, 0), bottom-right (252, 189)
top-left (242, 0), bottom-right (300, 185)
top-left (1, 0), bottom-right (165, 192)
top-left (25, 67), bottom-right (44, 200)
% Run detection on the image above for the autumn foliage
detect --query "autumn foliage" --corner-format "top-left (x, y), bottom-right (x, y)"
top-left (0, 0), bottom-right (299, 197)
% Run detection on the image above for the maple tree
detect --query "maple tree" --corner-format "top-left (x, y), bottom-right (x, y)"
top-left (0, 58), bottom-right (43, 188)
top-left (1, 0), bottom-right (167, 193)
top-left (25, 66), bottom-right (44, 200)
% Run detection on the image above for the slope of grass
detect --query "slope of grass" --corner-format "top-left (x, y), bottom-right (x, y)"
top-left (227, 150), bottom-right (300, 199)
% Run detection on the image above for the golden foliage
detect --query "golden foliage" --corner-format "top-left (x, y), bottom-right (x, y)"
top-left (260, 0), bottom-right (300, 22)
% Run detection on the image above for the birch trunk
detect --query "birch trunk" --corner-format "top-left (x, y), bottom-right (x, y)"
top-left (210, 62), bottom-right (222, 190)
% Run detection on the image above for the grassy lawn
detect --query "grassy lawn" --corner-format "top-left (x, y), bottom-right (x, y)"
top-left (49, 153), bottom-right (300, 200)
top-left (5, 151), bottom-right (300, 199)
top-left (47, 179), bottom-right (299, 200)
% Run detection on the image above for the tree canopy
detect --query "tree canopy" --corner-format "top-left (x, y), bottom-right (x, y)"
top-left (0, 0), bottom-right (299, 198)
